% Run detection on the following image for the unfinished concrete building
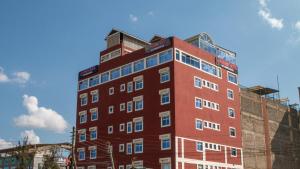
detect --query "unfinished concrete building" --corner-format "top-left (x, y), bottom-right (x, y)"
top-left (241, 86), bottom-right (300, 169)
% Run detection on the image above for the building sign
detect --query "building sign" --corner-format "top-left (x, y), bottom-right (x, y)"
top-left (145, 38), bottom-right (171, 53)
top-left (79, 65), bottom-right (98, 79)
top-left (216, 58), bottom-right (238, 74)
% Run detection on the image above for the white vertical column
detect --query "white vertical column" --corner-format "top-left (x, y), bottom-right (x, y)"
top-left (181, 138), bottom-right (184, 169)
top-left (203, 142), bottom-right (206, 161)
top-left (225, 146), bottom-right (228, 164)
top-left (241, 148), bottom-right (244, 168)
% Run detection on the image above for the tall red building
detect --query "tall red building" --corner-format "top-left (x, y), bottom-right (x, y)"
top-left (75, 29), bottom-right (243, 169)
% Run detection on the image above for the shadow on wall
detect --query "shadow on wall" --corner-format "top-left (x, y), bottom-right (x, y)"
top-left (270, 107), bottom-right (300, 169)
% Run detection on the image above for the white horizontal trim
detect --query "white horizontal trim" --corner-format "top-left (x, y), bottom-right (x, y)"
top-left (177, 157), bottom-right (243, 169)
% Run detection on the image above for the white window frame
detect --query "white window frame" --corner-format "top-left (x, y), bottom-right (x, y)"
top-left (133, 139), bottom-right (143, 154)
top-left (120, 84), bottom-right (126, 92)
top-left (120, 103), bottom-right (125, 111)
top-left (126, 143), bottom-right (132, 155)
top-left (108, 105), bottom-right (114, 114)
top-left (134, 96), bottom-right (143, 111)
top-left (119, 144), bottom-right (125, 152)
top-left (119, 123), bottom-right (125, 132)
top-left (89, 147), bottom-right (97, 160)
top-left (134, 79), bottom-right (144, 91)
top-left (159, 88), bottom-right (170, 105)
top-left (159, 111), bottom-right (171, 128)
top-left (109, 87), bottom-right (114, 95)
top-left (195, 119), bottom-right (203, 130)
top-left (160, 134), bottom-right (171, 150)
top-left (78, 149), bottom-right (85, 161)
top-left (80, 95), bottom-right (88, 106)
top-left (90, 108), bottom-right (98, 121)
top-left (127, 122), bottom-right (132, 134)
top-left (159, 67), bottom-right (170, 83)
top-left (108, 125), bottom-right (113, 134)
top-left (127, 101), bottom-right (133, 113)
top-left (127, 82), bottom-right (133, 93)
top-left (195, 97), bottom-right (202, 109)
top-left (196, 142), bottom-right (203, 152)
top-left (194, 76), bottom-right (202, 88)
top-left (134, 117), bottom-right (143, 132)
top-left (79, 111), bottom-right (87, 124)
top-left (227, 89), bottom-right (234, 100)
top-left (89, 128), bottom-right (97, 140)
top-left (228, 107), bottom-right (236, 118)
top-left (231, 147), bottom-right (237, 157)
top-left (91, 91), bottom-right (99, 103)
top-left (229, 127), bottom-right (236, 137)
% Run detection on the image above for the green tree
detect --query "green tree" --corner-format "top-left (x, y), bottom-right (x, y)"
top-left (42, 146), bottom-right (60, 169)
top-left (14, 136), bottom-right (34, 169)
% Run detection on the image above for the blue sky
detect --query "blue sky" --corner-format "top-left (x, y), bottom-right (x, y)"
top-left (0, 0), bottom-right (300, 147)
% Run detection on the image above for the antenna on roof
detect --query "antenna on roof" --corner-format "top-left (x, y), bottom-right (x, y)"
top-left (277, 75), bottom-right (280, 99)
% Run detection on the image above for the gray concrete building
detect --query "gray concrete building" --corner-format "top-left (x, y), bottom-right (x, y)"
top-left (241, 86), bottom-right (300, 169)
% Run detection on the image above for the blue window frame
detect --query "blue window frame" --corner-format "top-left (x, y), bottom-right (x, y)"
top-left (101, 72), bottom-right (109, 83)
top-left (80, 113), bottom-right (87, 123)
top-left (91, 111), bottom-right (98, 121)
top-left (135, 80), bottom-right (143, 90)
top-left (79, 133), bottom-right (86, 142)
top-left (121, 64), bottom-right (132, 76)
top-left (146, 55), bottom-right (158, 68)
top-left (181, 53), bottom-right (200, 69)
top-left (110, 68), bottom-right (120, 80)
top-left (159, 50), bottom-right (173, 64)
top-left (195, 119), bottom-right (203, 130)
top-left (135, 100), bottom-right (143, 111)
top-left (160, 72), bottom-right (170, 83)
top-left (176, 50), bottom-right (180, 60)
top-left (134, 60), bottom-right (144, 72)
top-left (134, 121), bottom-right (143, 132)
top-left (195, 98), bottom-right (202, 109)
top-left (162, 115), bottom-right (170, 127)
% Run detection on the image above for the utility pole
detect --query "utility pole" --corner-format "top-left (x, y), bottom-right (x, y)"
top-left (70, 126), bottom-right (76, 169)
top-left (108, 142), bottom-right (115, 169)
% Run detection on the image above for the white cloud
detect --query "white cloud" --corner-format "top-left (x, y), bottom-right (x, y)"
top-left (129, 14), bottom-right (138, 22)
top-left (295, 21), bottom-right (300, 31)
top-left (0, 66), bottom-right (30, 84)
top-left (0, 67), bottom-right (9, 83)
top-left (257, 0), bottom-right (284, 30)
top-left (13, 72), bottom-right (31, 84)
top-left (21, 130), bottom-right (40, 144)
top-left (14, 95), bottom-right (68, 133)
top-left (0, 138), bottom-right (14, 150)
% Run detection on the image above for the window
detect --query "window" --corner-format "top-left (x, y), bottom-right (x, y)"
top-left (126, 165), bottom-right (132, 169)
top-left (120, 84), bottom-right (126, 92)
top-left (78, 149), bottom-right (85, 160)
top-left (79, 111), bottom-right (87, 124)
top-left (175, 50), bottom-right (180, 60)
top-left (160, 111), bottom-right (171, 127)
top-left (121, 64), bottom-right (132, 76)
top-left (127, 122), bottom-right (132, 133)
top-left (160, 158), bottom-right (171, 169)
top-left (159, 50), bottom-right (173, 64)
top-left (227, 89), bottom-right (234, 100)
top-left (90, 108), bottom-right (98, 121)
top-left (89, 76), bottom-right (99, 87)
top-left (90, 147), bottom-right (97, 159)
top-left (146, 55), bottom-right (158, 68)
top-left (127, 82), bottom-right (133, 93)
top-left (80, 94), bottom-right (87, 106)
top-left (109, 87), bottom-right (114, 95)
top-left (195, 119), bottom-right (203, 130)
top-left (90, 128), bottom-right (97, 140)
top-left (229, 127), bottom-right (236, 137)
top-left (181, 53), bottom-right (200, 69)
top-left (101, 72), bottom-right (109, 83)
top-left (201, 61), bottom-right (221, 77)
top-left (135, 79), bottom-right (143, 90)
top-left (134, 96), bottom-right (143, 111)
top-left (134, 139), bottom-right (143, 153)
top-left (194, 77), bottom-right (202, 88)
top-left (108, 105), bottom-right (114, 114)
top-left (228, 72), bottom-right (237, 84)
top-left (159, 89), bottom-right (170, 105)
top-left (231, 148), bottom-right (237, 157)
top-left (79, 130), bottom-right (86, 142)
top-left (120, 103), bottom-right (125, 111)
top-left (197, 164), bottom-right (203, 169)
top-left (228, 108), bottom-right (235, 118)
top-left (119, 123), bottom-right (125, 132)
top-left (79, 80), bottom-right (88, 90)
top-left (196, 142), bottom-right (203, 152)
top-left (160, 134), bottom-right (171, 150)
top-left (134, 60), bottom-right (144, 72)
top-left (108, 126), bottom-right (113, 134)
top-left (160, 70), bottom-right (170, 83)
top-left (127, 101), bottom-right (133, 113)
top-left (91, 91), bottom-right (98, 103)
top-left (126, 143), bottom-right (132, 155)
top-left (119, 166), bottom-right (124, 169)
top-left (134, 117), bottom-right (143, 132)
top-left (195, 97), bottom-right (202, 109)
top-left (110, 68), bottom-right (120, 80)
top-left (119, 144), bottom-right (125, 152)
